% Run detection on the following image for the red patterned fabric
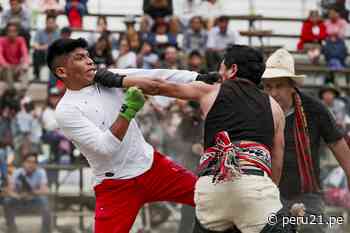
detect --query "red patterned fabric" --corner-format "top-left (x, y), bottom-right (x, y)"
top-left (197, 131), bottom-right (272, 184)
top-left (293, 92), bottom-right (320, 193)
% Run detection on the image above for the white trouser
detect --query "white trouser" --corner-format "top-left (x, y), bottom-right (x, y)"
top-left (195, 174), bottom-right (282, 233)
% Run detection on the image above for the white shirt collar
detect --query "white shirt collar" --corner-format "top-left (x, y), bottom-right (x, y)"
top-left (66, 84), bottom-right (96, 95)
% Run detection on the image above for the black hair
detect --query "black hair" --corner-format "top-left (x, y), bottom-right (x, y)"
top-left (189, 50), bottom-right (202, 58)
top-left (5, 22), bottom-right (19, 34)
top-left (218, 15), bottom-right (229, 22)
top-left (46, 13), bottom-right (57, 21)
top-left (223, 45), bottom-right (265, 85)
top-left (47, 38), bottom-right (88, 78)
top-left (0, 88), bottom-right (20, 113)
top-left (23, 152), bottom-right (38, 163)
top-left (60, 26), bottom-right (72, 34)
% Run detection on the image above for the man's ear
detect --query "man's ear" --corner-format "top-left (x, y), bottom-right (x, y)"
top-left (55, 67), bottom-right (67, 80)
top-left (228, 64), bottom-right (238, 79)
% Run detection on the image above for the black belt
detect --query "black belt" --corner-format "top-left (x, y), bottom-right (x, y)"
top-left (241, 169), bottom-right (264, 176)
top-left (105, 172), bottom-right (114, 177)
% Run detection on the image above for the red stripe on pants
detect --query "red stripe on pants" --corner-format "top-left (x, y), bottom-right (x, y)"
top-left (94, 151), bottom-right (197, 233)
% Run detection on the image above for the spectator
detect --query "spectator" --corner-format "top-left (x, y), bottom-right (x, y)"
top-left (149, 18), bottom-right (177, 54)
top-left (42, 87), bottom-right (72, 170)
top-left (169, 16), bottom-right (182, 47)
top-left (319, 84), bottom-right (348, 128)
top-left (87, 15), bottom-right (118, 50)
top-left (160, 45), bottom-right (184, 69)
top-left (0, 0), bottom-right (31, 32)
top-left (39, 0), bottom-right (63, 14)
top-left (42, 87), bottom-right (64, 133)
top-left (137, 40), bottom-right (160, 69)
top-left (321, 0), bottom-right (348, 20)
top-left (3, 152), bottom-right (51, 233)
top-left (0, 0), bottom-right (31, 48)
top-left (175, 0), bottom-right (201, 27)
top-left (187, 50), bottom-right (206, 73)
top-left (206, 15), bottom-right (241, 71)
top-left (32, 14), bottom-right (60, 81)
top-left (87, 15), bottom-right (108, 45)
top-left (13, 96), bottom-right (42, 163)
top-left (123, 15), bottom-right (142, 52)
top-left (65, 0), bottom-right (86, 29)
top-left (0, 139), bottom-right (8, 193)
top-left (196, 0), bottom-right (223, 29)
top-left (183, 15), bottom-right (207, 55)
top-left (124, 14), bottom-right (136, 33)
top-left (322, 34), bottom-right (348, 69)
top-left (0, 91), bottom-right (17, 183)
top-left (139, 15), bottom-right (152, 43)
top-left (0, 89), bottom-right (18, 192)
top-left (115, 37), bottom-right (137, 68)
top-left (262, 49), bottom-right (350, 233)
top-left (297, 10), bottom-right (327, 63)
top-left (0, 22), bottom-right (29, 90)
top-left (143, 0), bottom-right (173, 19)
top-left (324, 7), bottom-right (347, 39)
top-left (88, 35), bottom-right (114, 69)
top-left (60, 26), bottom-right (72, 39)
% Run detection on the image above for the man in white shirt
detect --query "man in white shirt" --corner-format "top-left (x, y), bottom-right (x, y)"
top-left (46, 38), bottom-right (219, 233)
top-left (206, 15), bottom-right (241, 71)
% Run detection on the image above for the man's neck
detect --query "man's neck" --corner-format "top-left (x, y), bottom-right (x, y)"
top-left (281, 100), bottom-right (294, 116)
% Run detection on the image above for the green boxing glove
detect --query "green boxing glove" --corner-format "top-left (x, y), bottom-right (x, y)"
top-left (120, 87), bottom-right (145, 121)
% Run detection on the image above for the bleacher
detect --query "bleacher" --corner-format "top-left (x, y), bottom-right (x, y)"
top-left (19, 0), bottom-right (350, 103)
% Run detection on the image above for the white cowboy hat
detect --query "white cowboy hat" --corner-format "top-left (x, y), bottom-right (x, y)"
top-left (262, 48), bottom-right (305, 85)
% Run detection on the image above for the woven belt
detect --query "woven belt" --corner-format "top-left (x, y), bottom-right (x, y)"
top-left (241, 169), bottom-right (264, 176)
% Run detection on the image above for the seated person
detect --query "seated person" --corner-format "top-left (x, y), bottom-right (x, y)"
top-left (32, 14), bottom-right (60, 81)
top-left (322, 35), bottom-right (348, 70)
top-left (115, 37), bottom-right (137, 69)
top-left (0, 0), bottom-right (31, 48)
top-left (0, 140), bottom-right (8, 193)
top-left (297, 10), bottom-right (327, 63)
top-left (148, 18), bottom-right (177, 54)
top-left (0, 22), bottom-right (29, 90)
top-left (206, 15), bottom-right (241, 71)
top-left (137, 40), bottom-right (160, 69)
top-left (88, 35), bottom-right (114, 69)
top-left (65, 0), bottom-right (87, 29)
top-left (3, 152), bottom-right (51, 233)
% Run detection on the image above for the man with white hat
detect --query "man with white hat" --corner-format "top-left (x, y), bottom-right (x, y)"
top-left (262, 48), bottom-right (350, 233)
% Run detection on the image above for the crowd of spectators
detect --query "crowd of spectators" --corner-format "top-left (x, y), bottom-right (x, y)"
top-left (0, 0), bottom-right (349, 232)
top-left (297, 6), bottom-right (349, 70)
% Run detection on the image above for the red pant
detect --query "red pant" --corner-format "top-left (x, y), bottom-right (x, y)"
top-left (94, 151), bottom-right (197, 233)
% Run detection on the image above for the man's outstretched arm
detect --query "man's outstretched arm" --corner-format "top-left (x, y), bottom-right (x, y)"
top-left (94, 69), bottom-right (221, 89)
top-left (110, 68), bottom-right (198, 84)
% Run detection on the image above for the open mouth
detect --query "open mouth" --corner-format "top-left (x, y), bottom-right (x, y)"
top-left (87, 67), bottom-right (96, 74)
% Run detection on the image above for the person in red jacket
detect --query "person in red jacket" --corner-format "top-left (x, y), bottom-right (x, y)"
top-left (0, 22), bottom-right (29, 90)
top-left (298, 10), bottom-right (327, 50)
top-left (297, 10), bottom-right (327, 63)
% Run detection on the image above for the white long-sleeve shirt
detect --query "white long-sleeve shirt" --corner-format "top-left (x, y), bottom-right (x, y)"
top-left (55, 69), bottom-right (198, 185)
